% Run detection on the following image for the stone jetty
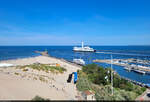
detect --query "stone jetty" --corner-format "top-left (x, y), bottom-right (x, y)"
top-left (35, 50), bottom-right (49, 56)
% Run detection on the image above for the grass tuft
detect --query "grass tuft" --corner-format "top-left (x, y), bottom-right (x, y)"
top-left (14, 72), bottom-right (19, 75)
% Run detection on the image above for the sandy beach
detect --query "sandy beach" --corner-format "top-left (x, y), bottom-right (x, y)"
top-left (0, 56), bottom-right (82, 100)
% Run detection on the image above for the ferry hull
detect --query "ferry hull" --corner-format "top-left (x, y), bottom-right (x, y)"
top-left (73, 49), bottom-right (96, 52)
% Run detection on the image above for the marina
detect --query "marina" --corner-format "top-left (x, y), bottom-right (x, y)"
top-left (93, 58), bottom-right (150, 75)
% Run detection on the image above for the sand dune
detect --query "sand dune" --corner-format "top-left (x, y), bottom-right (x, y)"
top-left (0, 56), bottom-right (82, 100)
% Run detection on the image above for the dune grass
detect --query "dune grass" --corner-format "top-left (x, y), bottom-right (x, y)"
top-left (18, 63), bottom-right (67, 74)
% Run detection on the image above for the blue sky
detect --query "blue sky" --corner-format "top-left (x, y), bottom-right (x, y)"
top-left (0, 0), bottom-right (150, 45)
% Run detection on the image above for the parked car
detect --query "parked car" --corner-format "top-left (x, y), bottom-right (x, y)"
top-left (147, 92), bottom-right (150, 97)
top-left (67, 74), bottom-right (72, 83)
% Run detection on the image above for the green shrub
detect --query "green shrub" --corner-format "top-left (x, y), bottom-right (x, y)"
top-left (14, 72), bottom-right (19, 75)
top-left (22, 68), bottom-right (28, 72)
top-left (141, 87), bottom-right (146, 92)
top-left (77, 64), bottom-right (146, 100)
top-left (32, 95), bottom-right (47, 101)
top-left (76, 72), bottom-right (92, 91)
top-left (39, 76), bottom-right (47, 82)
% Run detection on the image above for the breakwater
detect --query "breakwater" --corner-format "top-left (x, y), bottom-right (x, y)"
top-left (35, 50), bottom-right (49, 56)
top-left (121, 76), bottom-right (150, 88)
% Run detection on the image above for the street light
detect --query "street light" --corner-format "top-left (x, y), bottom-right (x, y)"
top-left (111, 54), bottom-right (113, 96)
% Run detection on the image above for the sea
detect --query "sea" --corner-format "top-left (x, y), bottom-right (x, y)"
top-left (0, 46), bottom-right (150, 84)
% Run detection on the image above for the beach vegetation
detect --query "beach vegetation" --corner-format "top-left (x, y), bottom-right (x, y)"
top-left (19, 63), bottom-right (67, 73)
top-left (14, 72), bottom-right (19, 75)
top-left (33, 77), bottom-right (37, 80)
top-left (76, 64), bottom-right (146, 100)
top-left (32, 95), bottom-right (50, 101)
top-left (22, 68), bottom-right (28, 72)
top-left (39, 76), bottom-right (48, 83)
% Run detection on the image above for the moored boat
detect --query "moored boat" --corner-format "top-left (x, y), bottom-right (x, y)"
top-left (124, 67), bottom-right (132, 71)
top-left (73, 58), bottom-right (85, 65)
top-left (133, 69), bottom-right (146, 74)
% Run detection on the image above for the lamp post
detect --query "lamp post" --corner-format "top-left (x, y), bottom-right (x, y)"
top-left (111, 54), bottom-right (113, 96)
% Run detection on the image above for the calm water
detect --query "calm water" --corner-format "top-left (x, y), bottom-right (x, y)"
top-left (0, 46), bottom-right (150, 84)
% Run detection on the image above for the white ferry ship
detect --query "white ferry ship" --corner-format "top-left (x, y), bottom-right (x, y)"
top-left (73, 42), bottom-right (96, 52)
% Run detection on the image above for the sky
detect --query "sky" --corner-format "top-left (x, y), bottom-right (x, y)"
top-left (0, 0), bottom-right (150, 46)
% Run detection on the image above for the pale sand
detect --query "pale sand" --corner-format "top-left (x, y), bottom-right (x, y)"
top-left (0, 56), bottom-right (82, 100)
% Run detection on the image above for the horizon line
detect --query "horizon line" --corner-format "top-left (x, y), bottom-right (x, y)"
top-left (0, 45), bottom-right (149, 46)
